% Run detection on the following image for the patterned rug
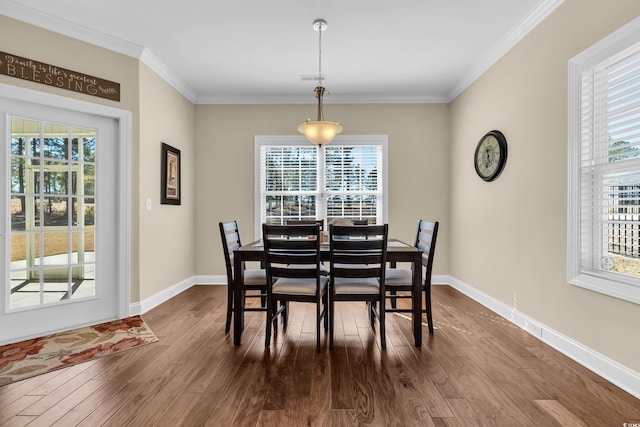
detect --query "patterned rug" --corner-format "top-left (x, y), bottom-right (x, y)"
top-left (0, 315), bottom-right (158, 387)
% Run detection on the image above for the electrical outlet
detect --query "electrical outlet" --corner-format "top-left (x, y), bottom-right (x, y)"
top-left (526, 321), bottom-right (542, 338)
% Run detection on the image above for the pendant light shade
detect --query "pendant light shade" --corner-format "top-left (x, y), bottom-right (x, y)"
top-left (297, 120), bottom-right (343, 146)
top-left (298, 19), bottom-right (342, 145)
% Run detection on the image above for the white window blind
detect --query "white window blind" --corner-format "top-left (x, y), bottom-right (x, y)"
top-left (568, 17), bottom-right (640, 303)
top-left (325, 144), bottom-right (383, 223)
top-left (255, 135), bottom-right (387, 236)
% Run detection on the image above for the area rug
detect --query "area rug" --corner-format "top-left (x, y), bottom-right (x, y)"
top-left (0, 315), bottom-right (158, 387)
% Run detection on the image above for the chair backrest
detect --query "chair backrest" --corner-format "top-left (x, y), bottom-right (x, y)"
top-left (262, 224), bottom-right (322, 284)
top-left (414, 220), bottom-right (439, 284)
top-left (219, 220), bottom-right (242, 283)
top-left (329, 224), bottom-right (389, 281)
top-left (285, 219), bottom-right (325, 231)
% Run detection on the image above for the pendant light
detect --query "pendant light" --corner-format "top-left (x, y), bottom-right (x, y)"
top-left (297, 19), bottom-right (343, 145)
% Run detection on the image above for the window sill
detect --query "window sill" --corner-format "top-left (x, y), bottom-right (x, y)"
top-left (569, 272), bottom-right (640, 304)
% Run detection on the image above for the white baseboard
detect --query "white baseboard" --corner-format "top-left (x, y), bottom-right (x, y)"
top-left (129, 272), bottom-right (640, 399)
top-left (443, 275), bottom-right (640, 400)
top-left (129, 275), bottom-right (225, 315)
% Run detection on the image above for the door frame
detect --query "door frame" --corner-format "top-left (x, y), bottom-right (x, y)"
top-left (0, 82), bottom-right (131, 331)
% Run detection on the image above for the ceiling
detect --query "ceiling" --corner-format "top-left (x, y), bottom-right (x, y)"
top-left (0, 0), bottom-right (562, 104)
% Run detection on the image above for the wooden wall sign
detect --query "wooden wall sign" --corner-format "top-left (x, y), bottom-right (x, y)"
top-left (0, 51), bottom-right (120, 101)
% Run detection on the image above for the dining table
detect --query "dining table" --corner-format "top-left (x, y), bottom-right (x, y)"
top-left (233, 238), bottom-right (424, 347)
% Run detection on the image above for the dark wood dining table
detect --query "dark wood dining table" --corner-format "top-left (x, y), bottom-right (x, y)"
top-left (233, 238), bottom-right (424, 347)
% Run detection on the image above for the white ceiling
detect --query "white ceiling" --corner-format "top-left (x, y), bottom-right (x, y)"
top-left (0, 0), bottom-right (563, 104)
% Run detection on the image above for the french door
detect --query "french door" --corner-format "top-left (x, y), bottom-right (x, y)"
top-left (0, 87), bottom-right (129, 345)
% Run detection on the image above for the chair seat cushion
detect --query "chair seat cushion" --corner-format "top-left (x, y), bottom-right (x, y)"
top-left (333, 263), bottom-right (368, 269)
top-left (333, 277), bottom-right (380, 294)
top-left (384, 268), bottom-right (413, 286)
top-left (243, 268), bottom-right (267, 285)
top-left (273, 276), bottom-right (328, 296)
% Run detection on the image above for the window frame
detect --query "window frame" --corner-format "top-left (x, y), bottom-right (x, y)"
top-left (254, 135), bottom-right (388, 239)
top-left (568, 17), bottom-right (640, 304)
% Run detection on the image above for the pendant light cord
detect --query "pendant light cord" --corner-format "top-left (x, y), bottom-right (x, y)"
top-left (317, 22), bottom-right (324, 121)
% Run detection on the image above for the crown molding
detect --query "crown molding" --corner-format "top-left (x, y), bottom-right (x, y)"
top-left (0, 0), bottom-right (144, 58)
top-left (448, 0), bottom-right (565, 101)
top-left (139, 49), bottom-right (197, 103)
top-left (0, 0), bottom-right (196, 102)
top-left (2, 0), bottom-right (565, 105)
top-left (194, 92), bottom-right (450, 105)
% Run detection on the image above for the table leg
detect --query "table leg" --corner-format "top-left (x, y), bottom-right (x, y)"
top-left (413, 253), bottom-right (422, 347)
top-left (233, 257), bottom-right (245, 345)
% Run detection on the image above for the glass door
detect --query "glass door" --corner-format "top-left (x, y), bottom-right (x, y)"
top-left (0, 95), bottom-right (122, 344)
top-left (10, 120), bottom-right (96, 308)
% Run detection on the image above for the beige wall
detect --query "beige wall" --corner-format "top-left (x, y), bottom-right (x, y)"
top-left (450, 0), bottom-right (640, 372)
top-left (138, 64), bottom-right (196, 300)
top-left (194, 103), bottom-right (450, 276)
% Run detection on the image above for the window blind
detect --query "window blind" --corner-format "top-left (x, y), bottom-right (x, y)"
top-left (256, 137), bottom-right (386, 228)
top-left (579, 42), bottom-right (640, 277)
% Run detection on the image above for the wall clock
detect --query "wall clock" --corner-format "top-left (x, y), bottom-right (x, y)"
top-left (474, 130), bottom-right (508, 182)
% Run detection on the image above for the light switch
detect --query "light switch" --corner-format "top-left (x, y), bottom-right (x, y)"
top-left (146, 198), bottom-right (152, 210)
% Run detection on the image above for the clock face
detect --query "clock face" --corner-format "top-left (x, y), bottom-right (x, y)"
top-left (474, 130), bottom-right (507, 181)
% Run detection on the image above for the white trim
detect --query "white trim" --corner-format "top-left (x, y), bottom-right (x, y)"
top-left (0, 315), bottom-right (117, 346)
top-left (0, 0), bottom-right (144, 59)
top-left (567, 16), bottom-right (640, 304)
top-left (449, 0), bottom-right (565, 101)
top-left (0, 1), bottom-right (196, 103)
top-left (1, 0), bottom-right (565, 105)
top-left (0, 82), bottom-right (132, 320)
top-left (116, 109), bottom-right (132, 318)
top-left (195, 92), bottom-right (451, 105)
top-left (139, 49), bottom-right (197, 103)
top-left (129, 275), bottom-right (225, 315)
top-left (253, 135), bottom-right (389, 240)
top-left (444, 275), bottom-right (640, 400)
top-left (569, 16), bottom-right (640, 69)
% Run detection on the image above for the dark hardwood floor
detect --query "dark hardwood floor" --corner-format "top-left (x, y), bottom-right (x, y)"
top-left (1, 285), bottom-right (639, 426)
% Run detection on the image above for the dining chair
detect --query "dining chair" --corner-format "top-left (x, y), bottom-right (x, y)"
top-left (262, 223), bottom-right (329, 352)
top-left (385, 219), bottom-right (439, 334)
top-left (219, 220), bottom-right (268, 334)
top-left (285, 219), bottom-right (325, 230)
top-left (284, 220), bottom-right (329, 275)
top-left (329, 224), bottom-right (389, 349)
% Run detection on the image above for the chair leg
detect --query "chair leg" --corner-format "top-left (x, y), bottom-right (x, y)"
top-left (369, 301), bottom-right (375, 328)
top-left (273, 299), bottom-right (279, 335)
top-left (273, 306), bottom-right (279, 336)
top-left (425, 286), bottom-right (434, 335)
top-left (225, 283), bottom-right (234, 334)
top-left (329, 296), bottom-right (335, 349)
top-left (390, 289), bottom-right (397, 308)
top-left (323, 293), bottom-right (329, 332)
top-left (265, 296), bottom-right (273, 348)
top-left (379, 299), bottom-right (386, 349)
top-left (281, 300), bottom-right (287, 326)
top-left (316, 302), bottom-right (321, 353)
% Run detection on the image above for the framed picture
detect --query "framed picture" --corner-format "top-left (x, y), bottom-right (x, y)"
top-left (161, 142), bottom-right (181, 205)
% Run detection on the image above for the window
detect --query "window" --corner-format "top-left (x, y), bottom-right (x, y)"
top-left (255, 135), bottom-right (388, 236)
top-left (568, 17), bottom-right (640, 303)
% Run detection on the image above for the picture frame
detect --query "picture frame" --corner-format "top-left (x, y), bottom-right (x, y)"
top-left (161, 142), bottom-right (181, 205)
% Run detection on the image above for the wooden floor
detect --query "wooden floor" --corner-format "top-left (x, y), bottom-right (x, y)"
top-left (1, 285), bottom-right (639, 426)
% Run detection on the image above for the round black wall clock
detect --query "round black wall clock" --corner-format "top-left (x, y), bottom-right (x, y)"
top-left (474, 130), bottom-right (508, 182)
